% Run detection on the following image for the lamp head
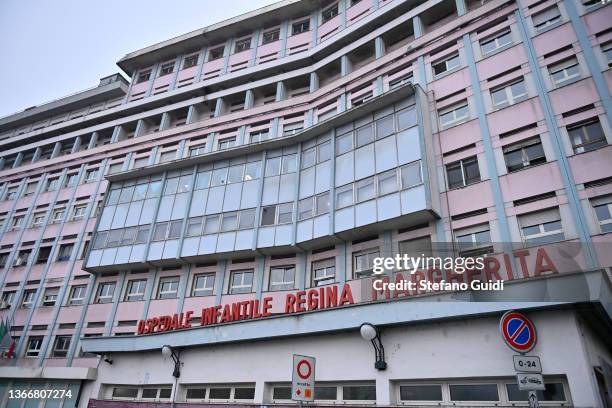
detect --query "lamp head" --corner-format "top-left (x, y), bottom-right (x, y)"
top-left (161, 345), bottom-right (173, 358)
top-left (360, 323), bottom-right (378, 341)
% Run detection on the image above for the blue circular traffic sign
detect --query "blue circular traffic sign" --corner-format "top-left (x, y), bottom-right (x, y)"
top-left (500, 311), bottom-right (537, 354)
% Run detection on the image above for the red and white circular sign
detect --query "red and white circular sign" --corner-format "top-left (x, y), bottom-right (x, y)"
top-left (296, 359), bottom-right (312, 379)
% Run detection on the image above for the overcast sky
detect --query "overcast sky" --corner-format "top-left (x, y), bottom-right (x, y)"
top-left (0, 0), bottom-right (279, 118)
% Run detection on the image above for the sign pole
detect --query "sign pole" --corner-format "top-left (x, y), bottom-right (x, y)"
top-left (528, 391), bottom-right (540, 408)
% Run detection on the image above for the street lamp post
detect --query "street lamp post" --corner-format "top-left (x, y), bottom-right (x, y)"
top-left (161, 344), bottom-right (181, 378)
top-left (360, 323), bottom-right (387, 370)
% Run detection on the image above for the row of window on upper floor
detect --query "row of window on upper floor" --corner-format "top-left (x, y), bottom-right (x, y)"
top-left (133, 0), bottom-right (369, 83)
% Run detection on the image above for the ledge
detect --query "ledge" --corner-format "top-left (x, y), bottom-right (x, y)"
top-left (0, 366), bottom-right (97, 381)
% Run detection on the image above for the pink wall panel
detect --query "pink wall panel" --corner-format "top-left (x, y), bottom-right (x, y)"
top-left (487, 98), bottom-right (544, 136)
top-left (476, 45), bottom-right (527, 81)
top-left (116, 301), bottom-right (145, 320)
top-left (347, 0), bottom-right (373, 25)
top-left (318, 15), bottom-right (341, 42)
top-left (85, 303), bottom-right (113, 322)
top-left (177, 66), bottom-right (198, 82)
top-left (27, 264), bottom-right (44, 281)
top-left (548, 78), bottom-right (599, 115)
top-left (569, 146), bottom-right (612, 184)
top-left (286, 32), bottom-right (310, 49)
top-left (202, 58), bottom-right (225, 74)
top-left (228, 50), bottom-right (251, 66)
top-left (182, 296), bottom-right (217, 314)
top-left (129, 82), bottom-right (148, 96)
top-left (439, 120), bottom-right (481, 153)
top-left (147, 298), bottom-right (179, 316)
top-left (430, 68), bottom-right (471, 99)
top-left (499, 162), bottom-right (564, 202)
top-left (47, 262), bottom-right (71, 280)
top-left (30, 306), bottom-right (55, 325)
top-left (583, 6), bottom-right (612, 35)
top-left (57, 306), bottom-right (84, 323)
top-left (446, 181), bottom-right (494, 216)
top-left (257, 42), bottom-right (281, 59)
top-left (532, 23), bottom-right (577, 57)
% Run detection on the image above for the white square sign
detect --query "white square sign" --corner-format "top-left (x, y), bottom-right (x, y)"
top-left (292, 354), bottom-right (316, 401)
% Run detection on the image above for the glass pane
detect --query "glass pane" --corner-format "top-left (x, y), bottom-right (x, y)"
top-left (378, 171), bottom-right (397, 195)
top-left (234, 388), bottom-right (255, 400)
top-left (318, 141), bottom-right (332, 162)
top-left (221, 213), bottom-right (238, 231)
top-left (261, 206), bottom-right (276, 226)
top-left (336, 133), bottom-right (353, 155)
top-left (164, 178), bottom-right (179, 195)
top-left (315, 386), bottom-right (337, 400)
top-left (356, 124), bottom-right (374, 147)
top-left (399, 385), bottom-right (443, 401)
top-left (239, 209), bottom-right (255, 229)
top-left (282, 155), bottom-right (297, 173)
top-left (245, 162), bottom-right (262, 180)
top-left (356, 178), bottom-right (375, 202)
top-left (187, 217), bottom-right (203, 236)
top-left (203, 215), bottom-right (220, 234)
top-left (195, 171), bottom-right (211, 189)
top-left (594, 204), bottom-right (611, 221)
top-left (159, 389), bottom-right (172, 399)
top-left (449, 384), bottom-right (499, 401)
top-left (396, 107), bottom-right (416, 130)
top-left (153, 223), bottom-right (168, 240)
top-left (133, 184), bottom-right (148, 201)
top-left (463, 159), bottom-right (480, 184)
top-left (265, 157), bottom-right (281, 176)
top-left (343, 385), bottom-right (376, 400)
top-left (446, 164), bottom-right (464, 188)
top-left (208, 388), bottom-right (231, 399)
top-left (376, 115), bottom-right (395, 139)
top-left (336, 185), bottom-right (353, 208)
top-left (119, 186), bottom-right (134, 203)
top-left (186, 388), bottom-right (206, 399)
top-left (299, 198), bottom-right (313, 220)
top-left (211, 169), bottom-right (228, 186)
top-left (273, 387), bottom-right (292, 400)
top-left (401, 162), bottom-right (422, 188)
top-left (112, 388), bottom-right (138, 398)
top-left (141, 389), bottom-right (157, 399)
top-left (228, 165), bottom-right (244, 183)
top-left (506, 383), bottom-right (565, 401)
top-left (147, 181), bottom-right (162, 198)
top-left (301, 148), bottom-right (316, 168)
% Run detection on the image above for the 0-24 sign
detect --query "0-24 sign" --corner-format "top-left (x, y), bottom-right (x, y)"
top-left (513, 355), bottom-right (542, 373)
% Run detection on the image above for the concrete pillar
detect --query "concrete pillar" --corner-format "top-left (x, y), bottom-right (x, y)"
top-left (276, 81), bottom-right (286, 102)
top-left (50, 142), bottom-right (61, 159)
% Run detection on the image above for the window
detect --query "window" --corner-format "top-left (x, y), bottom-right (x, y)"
top-left (21, 290), bottom-right (36, 308)
top-left (186, 385), bottom-right (255, 402)
top-left (25, 336), bottom-right (43, 357)
top-left (68, 285), bottom-right (87, 306)
top-left (239, 208), bottom-right (256, 229)
top-left (125, 279), bottom-right (147, 301)
top-left (203, 215), bottom-right (220, 234)
top-left (432, 54), bottom-right (460, 76)
top-left (65, 174), bottom-right (79, 188)
top-left (356, 124), bottom-right (374, 147)
top-left (532, 6), bottom-right (561, 31)
top-left (23, 182), bottom-right (37, 197)
top-left (141, 388), bottom-right (172, 400)
top-left (278, 203), bottom-right (293, 224)
top-left (46, 177), bottom-right (60, 192)
top-left (592, 196), bottom-right (612, 233)
top-left (221, 212), bottom-right (238, 231)
top-left (5, 186), bottom-right (19, 200)
top-left (209, 46), bottom-right (225, 61)
top-left (283, 122), bottom-right (303, 136)
top-left (189, 144), bottom-right (207, 157)
top-left (229, 270), bottom-right (254, 294)
top-left (96, 282), bottom-right (116, 304)
top-left (187, 217), bottom-right (204, 236)
top-left (71, 205), bottom-right (87, 221)
top-left (136, 69), bottom-right (151, 83)
top-left (378, 170), bottom-right (398, 196)
top-left (312, 259), bottom-right (335, 286)
top-left (157, 276), bottom-right (179, 299)
top-left (10, 215), bottom-right (24, 231)
top-left (491, 79), bottom-right (527, 108)
top-left (480, 30), bottom-right (512, 55)
top-left (42, 287), bottom-right (59, 306)
top-left (36, 247), bottom-right (51, 264)
top-left (376, 115), bottom-right (395, 139)
top-left (84, 169), bottom-right (99, 182)
top-left (262, 29), bottom-right (280, 44)
top-left (399, 384), bottom-right (443, 402)
top-left (549, 58), bottom-right (580, 86)
top-left (446, 157), bottom-right (480, 189)
top-left (401, 161), bottom-right (422, 188)
top-left (153, 221), bottom-right (183, 241)
top-left (112, 387), bottom-right (138, 399)
top-left (192, 273), bottom-right (215, 296)
top-left (398, 237), bottom-right (433, 271)
top-left (292, 19), bottom-right (310, 35)
top-left (52, 335), bottom-right (71, 358)
top-left (439, 102), bottom-right (469, 128)
top-left (51, 208), bottom-right (65, 224)
top-left (567, 119), bottom-right (607, 153)
top-left (249, 130), bottom-right (270, 143)
top-left (14, 249), bottom-right (31, 267)
top-left (159, 62), bottom-right (174, 76)
top-left (218, 138), bottom-right (236, 150)
top-left (1, 291), bottom-right (15, 308)
top-left (234, 38), bottom-right (251, 53)
top-left (519, 208), bottom-right (565, 245)
top-left (269, 266), bottom-right (295, 291)
top-left (335, 184), bottom-right (354, 209)
top-left (356, 177), bottom-right (375, 202)
top-left (336, 132), bottom-right (353, 155)
top-left (449, 384), bottom-right (499, 401)
top-left (455, 226), bottom-right (492, 257)
top-left (602, 42), bottom-right (612, 68)
top-left (353, 248), bottom-right (380, 277)
top-left (503, 137), bottom-right (546, 172)
top-left (343, 385), bottom-right (376, 401)
top-left (183, 54), bottom-right (199, 69)
top-left (57, 243), bottom-right (73, 262)
top-left (506, 382), bottom-right (566, 402)
top-left (322, 4), bottom-right (339, 23)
